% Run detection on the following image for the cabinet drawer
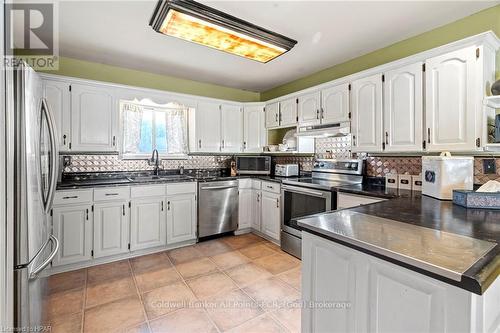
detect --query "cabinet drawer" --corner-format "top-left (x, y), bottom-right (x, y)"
top-left (251, 179), bottom-right (262, 190)
top-left (54, 189), bottom-right (93, 205)
top-left (239, 179), bottom-right (252, 189)
top-left (261, 181), bottom-right (280, 194)
top-left (130, 184), bottom-right (166, 198)
top-left (167, 182), bottom-right (197, 195)
top-left (94, 186), bottom-right (130, 202)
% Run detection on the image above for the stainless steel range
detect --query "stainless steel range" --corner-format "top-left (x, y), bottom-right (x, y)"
top-left (280, 159), bottom-right (364, 258)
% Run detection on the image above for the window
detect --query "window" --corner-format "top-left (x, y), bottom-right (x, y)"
top-left (121, 99), bottom-right (189, 158)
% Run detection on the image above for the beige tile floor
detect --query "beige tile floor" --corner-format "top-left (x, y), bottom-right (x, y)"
top-left (44, 233), bottom-right (302, 333)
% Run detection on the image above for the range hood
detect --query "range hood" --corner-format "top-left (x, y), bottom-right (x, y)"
top-left (296, 121), bottom-right (350, 138)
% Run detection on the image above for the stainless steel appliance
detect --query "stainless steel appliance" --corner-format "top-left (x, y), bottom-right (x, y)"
top-left (275, 164), bottom-right (299, 177)
top-left (13, 63), bottom-right (60, 329)
top-left (281, 159), bottom-right (364, 258)
top-left (235, 156), bottom-right (271, 175)
top-left (198, 180), bottom-right (239, 238)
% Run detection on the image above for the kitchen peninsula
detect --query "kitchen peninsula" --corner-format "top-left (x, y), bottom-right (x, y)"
top-left (298, 190), bottom-right (500, 333)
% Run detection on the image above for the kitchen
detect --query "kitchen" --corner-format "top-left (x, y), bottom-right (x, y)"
top-left (1, 1), bottom-right (500, 332)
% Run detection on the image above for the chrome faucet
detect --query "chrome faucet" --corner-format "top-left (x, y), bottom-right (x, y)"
top-left (149, 149), bottom-right (160, 176)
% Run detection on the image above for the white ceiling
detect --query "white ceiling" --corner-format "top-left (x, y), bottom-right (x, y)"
top-left (55, 1), bottom-right (497, 92)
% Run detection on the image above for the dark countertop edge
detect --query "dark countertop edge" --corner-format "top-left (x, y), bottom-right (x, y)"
top-left (300, 227), bottom-right (483, 295)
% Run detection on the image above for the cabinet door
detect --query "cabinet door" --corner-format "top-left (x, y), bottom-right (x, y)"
top-left (351, 74), bottom-right (383, 152)
top-left (298, 91), bottom-right (321, 125)
top-left (425, 46), bottom-right (477, 151)
top-left (70, 83), bottom-right (117, 152)
top-left (221, 104), bottom-right (243, 153)
top-left (43, 79), bottom-right (71, 151)
top-left (93, 201), bottom-right (129, 258)
top-left (238, 188), bottom-right (253, 230)
top-left (321, 83), bottom-right (350, 124)
top-left (166, 194), bottom-right (197, 244)
top-left (383, 63), bottom-right (423, 152)
top-left (260, 191), bottom-right (280, 240)
top-left (251, 190), bottom-right (262, 231)
top-left (52, 205), bottom-right (93, 266)
top-left (196, 101), bottom-right (221, 152)
top-left (130, 198), bottom-right (166, 251)
top-left (243, 105), bottom-right (265, 152)
top-left (265, 102), bottom-right (280, 128)
top-left (279, 98), bottom-right (298, 127)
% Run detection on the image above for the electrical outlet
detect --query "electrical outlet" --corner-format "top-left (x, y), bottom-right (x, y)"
top-left (482, 159), bottom-right (496, 174)
top-left (62, 156), bottom-right (72, 167)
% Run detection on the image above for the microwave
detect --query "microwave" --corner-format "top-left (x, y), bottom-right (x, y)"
top-left (236, 156), bottom-right (271, 175)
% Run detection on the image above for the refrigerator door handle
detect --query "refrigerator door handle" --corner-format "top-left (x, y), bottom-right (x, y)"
top-left (29, 234), bottom-right (59, 280)
top-left (41, 98), bottom-right (59, 213)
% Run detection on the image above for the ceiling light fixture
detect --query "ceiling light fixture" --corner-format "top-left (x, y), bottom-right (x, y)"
top-left (149, 0), bottom-right (297, 63)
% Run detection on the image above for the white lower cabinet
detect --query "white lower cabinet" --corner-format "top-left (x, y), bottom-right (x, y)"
top-left (130, 197), bottom-right (167, 251)
top-left (52, 204), bottom-right (93, 266)
top-left (166, 193), bottom-right (197, 244)
top-left (302, 232), bottom-right (499, 333)
top-left (252, 190), bottom-right (262, 231)
top-left (260, 190), bottom-right (281, 241)
top-left (238, 188), bottom-right (253, 230)
top-left (93, 201), bottom-right (129, 258)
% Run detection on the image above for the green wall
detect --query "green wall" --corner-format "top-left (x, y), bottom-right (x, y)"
top-left (39, 57), bottom-right (260, 102)
top-left (261, 5), bottom-right (500, 101)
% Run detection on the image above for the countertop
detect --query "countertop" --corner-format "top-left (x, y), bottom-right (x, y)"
top-left (297, 190), bottom-right (500, 295)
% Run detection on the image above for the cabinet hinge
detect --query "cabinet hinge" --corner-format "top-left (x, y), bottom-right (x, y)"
top-left (422, 63), bottom-right (426, 72)
top-left (296, 116), bottom-right (298, 121)
top-left (348, 112), bottom-right (351, 119)
top-left (422, 140), bottom-right (426, 150)
top-left (69, 85), bottom-right (71, 92)
top-left (296, 98), bottom-right (298, 104)
top-left (348, 84), bottom-right (351, 91)
top-left (382, 142), bottom-right (386, 150)
top-left (91, 250), bottom-right (94, 257)
top-left (476, 48), bottom-right (480, 59)
top-left (128, 202), bottom-right (131, 208)
top-left (476, 138), bottom-right (481, 148)
top-left (382, 74), bottom-right (385, 82)
top-left (91, 205), bottom-right (94, 212)
top-left (50, 209), bottom-right (53, 217)
top-left (68, 142), bottom-right (72, 150)
top-left (128, 243), bottom-right (131, 250)
top-left (263, 107), bottom-right (266, 112)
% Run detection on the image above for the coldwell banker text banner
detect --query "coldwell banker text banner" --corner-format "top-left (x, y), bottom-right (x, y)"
top-left (5, 0), bottom-right (59, 70)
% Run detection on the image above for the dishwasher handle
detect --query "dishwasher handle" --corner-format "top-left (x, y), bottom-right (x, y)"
top-left (200, 185), bottom-right (238, 190)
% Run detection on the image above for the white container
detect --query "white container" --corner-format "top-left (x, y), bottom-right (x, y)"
top-left (422, 152), bottom-right (473, 200)
top-left (412, 175), bottom-right (422, 191)
top-left (385, 174), bottom-right (398, 189)
top-left (398, 174), bottom-right (413, 190)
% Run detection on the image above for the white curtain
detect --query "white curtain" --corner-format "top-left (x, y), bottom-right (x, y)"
top-left (122, 103), bottom-right (143, 154)
top-left (165, 108), bottom-right (188, 154)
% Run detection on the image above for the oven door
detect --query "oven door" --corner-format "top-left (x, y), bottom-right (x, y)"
top-left (281, 185), bottom-right (333, 238)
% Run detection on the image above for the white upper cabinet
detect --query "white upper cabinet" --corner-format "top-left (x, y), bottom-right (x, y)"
top-left (279, 98), bottom-right (298, 127)
top-left (320, 83), bottom-right (350, 124)
top-left (71, 83), bottom-right (117, 152)
top-left (298, 91), bottom-right (321, 126)
top-left (425, 46), bottom-right (478, 151)
top-left (265, 102), bottom-right (280, 128)
top-left (243, 104), bottom-right (266, 152)
top-left (351, 74), bottom-right (383, 152)
top-left (221, 103), bottom-right (243, 153)
top-left (194, 101), bottom-right (221, 152)
top-left (383, 63), bottom-right (423, 152)
top-left (43, 79), bottom-right (71, 151)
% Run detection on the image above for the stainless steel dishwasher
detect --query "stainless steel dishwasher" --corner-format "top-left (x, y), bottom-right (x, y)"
top-left (198, 180), bottom-right (239, 238)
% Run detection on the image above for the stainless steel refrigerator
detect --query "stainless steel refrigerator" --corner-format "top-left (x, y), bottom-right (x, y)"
top-left (12, 62), bottom-right (60, 329)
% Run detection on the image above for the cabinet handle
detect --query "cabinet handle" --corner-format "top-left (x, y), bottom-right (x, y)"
top-left (112, 136), bottom-right (116, 146)
top-left (161, 201), bottom-right (164, 211)
top-left (316, 109), bottom-right (319, 119)
top-left (62, 195), bottom-right (78, 199)
top-left (266, 185), bottom-right (273, 189)
top-left (320, 108), bottom-right (324, 119)
top-left (221, 140), bottom-right (225, 148)
top-left (86, 208), bottom-right (89, 220)
top-left (352, 135), bottom-right (356, 146)
top-left (167, 201), bottom-right (170, 211)
top-left (427, 128), bottom-right (431, 144)
top-left (276, 198), bottom-right (279, 208)
top-left (105, 193), bottom-right (119, 196)
top-left (122, 204), bottom-right (125, 216)
top-left (257, 193), bottom-right (260, 202)
top-left (278, 111), bottom-right (282, 123)
top-left (385, 131), bottom-right (389, 145)
top-left (275, 113), bottom-right (278, 122)
top-left (63, 134), bottom-right (66, 145)
top-left (243, 141), bottom-right (246, 149)
top-left (198, 139), bottom-right (202, 148)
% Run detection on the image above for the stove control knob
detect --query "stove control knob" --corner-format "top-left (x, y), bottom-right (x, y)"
top-left (344, 163), bottom-right (350, 168)
top-left (313, 162), bottom-right (320, 168)
top-left (319, 163), bottom-right (325, 167)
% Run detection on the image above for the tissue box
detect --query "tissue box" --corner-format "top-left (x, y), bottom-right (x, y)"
top-left (452, 190), bottom-right (500, 209)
